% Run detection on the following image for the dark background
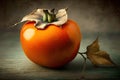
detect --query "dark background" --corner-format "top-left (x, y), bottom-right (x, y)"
top-left (0, 0), bottom-right (120, 34)
top-left (0, 0), bottom-right (120, 80)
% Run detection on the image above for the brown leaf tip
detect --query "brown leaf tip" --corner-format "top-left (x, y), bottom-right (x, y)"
top-left (86, 36), bottom-right (100, 54)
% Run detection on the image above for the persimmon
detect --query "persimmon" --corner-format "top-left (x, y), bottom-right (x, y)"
top-left (20, 9), bottom-right (82, 68)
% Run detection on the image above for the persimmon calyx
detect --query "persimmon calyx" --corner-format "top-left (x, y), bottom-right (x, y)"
top-left (19, 8), bottom-right (68, 29)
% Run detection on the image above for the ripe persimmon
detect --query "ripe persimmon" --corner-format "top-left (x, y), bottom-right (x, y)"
top-left (20, 9), bottom-right (82, 68)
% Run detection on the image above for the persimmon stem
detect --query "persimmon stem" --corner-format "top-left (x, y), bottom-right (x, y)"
top-left (43, 10), bottom-right (48, 22)
top-left (78, 52), bottom-right (87, 75)
top-left (43, 9), bottom-right (57, 23)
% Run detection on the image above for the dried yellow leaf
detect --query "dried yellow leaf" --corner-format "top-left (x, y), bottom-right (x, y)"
top-left (86, 37), bottom-right (115, 67)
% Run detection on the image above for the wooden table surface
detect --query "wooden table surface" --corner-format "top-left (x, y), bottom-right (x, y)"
top-left (0, 31), bottom-right (120, 80)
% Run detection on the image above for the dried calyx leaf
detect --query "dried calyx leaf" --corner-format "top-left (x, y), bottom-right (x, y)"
top-left (16, 8), bottom-right (68, 29)
top-left (85, 37), bottom-right (116, 67)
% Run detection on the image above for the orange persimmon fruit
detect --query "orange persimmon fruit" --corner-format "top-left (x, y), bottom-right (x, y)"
top-left (20, 9), bottom-right (82, 68)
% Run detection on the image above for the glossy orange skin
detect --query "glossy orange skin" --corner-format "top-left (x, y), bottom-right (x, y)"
top-left (20, 20), bottom-right (82, 68)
